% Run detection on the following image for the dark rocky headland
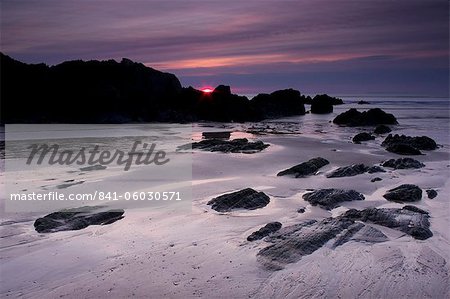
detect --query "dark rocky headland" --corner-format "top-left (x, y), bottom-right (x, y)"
top-left (1, 53), bottom-right (345, 124)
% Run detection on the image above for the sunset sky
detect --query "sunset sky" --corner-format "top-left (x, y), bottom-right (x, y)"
top-left (1, 0), bottom-right (448, 96)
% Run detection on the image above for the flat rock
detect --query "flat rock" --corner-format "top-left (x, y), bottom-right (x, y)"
top-left (382, 158), bottom-right (425, 169)
top-left (383, 184), bottom-right (422, 202)
top-left (256, 206), bottom-right (432, 270)
top-left (367, 166), bottom-right (386, 173)
top-left (34, 206), bottom-right (124, 233)
top-left (326, 164), bottom-right (369, 178)
top-left (302, 189), bottom-right (365, 209)
top-left (374, 124), bottom-right (392, 134)
top-left (202, 131), bottom-right (231, 139)
top-left (247, 222), bottom-right (282, 241)
top-left (80, 165), bottom-right (107, 171)
top-left (178, 138), bottom-right (269, 154)
top-left (326, 164), bottom-right (384, 178)
top-left (257, 218), bottom-right (354, 270)
top-left (343, 206), bottom-right (432, 240)
top-left (277, 157), bottom-right (329, 178)
top-left (333, 108), bottom-right (398, 126)
top-left (352, 132), bottom-right (375, 143)
top-left (207, 188), bottom-right (270, 212)
top-left (332, 223), bottom-right (388, 248)
top-left (426, 189), bottom-right (438, 199)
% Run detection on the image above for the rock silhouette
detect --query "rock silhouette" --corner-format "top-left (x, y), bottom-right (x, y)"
top-left (333, 108), bottom-right (398, 126)
top-left (1, 53), bottom-right (312, 123)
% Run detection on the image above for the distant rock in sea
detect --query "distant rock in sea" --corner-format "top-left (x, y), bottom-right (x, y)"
top-left (277, 157), bottom-right (329, 177)
top-left (177, 138), bottom-right (269, 154)
top-left (34, 206), bottom-right (124, 233)
top-left (333, 108), bottom-right (398, 126)
top-left (310, 94), bottom-right (343, 114)
top-left (383, 184), bottom-right (422, 202)
top-left (251, 89), bottom-right (306, 119)
top-left (357, 100), bottom-right (370, 105)
top-left (207, 188), bottom-right (270, 212)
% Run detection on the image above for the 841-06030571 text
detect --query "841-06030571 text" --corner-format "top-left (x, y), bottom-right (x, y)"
top-left (9, 191), bottom-right (182, 201)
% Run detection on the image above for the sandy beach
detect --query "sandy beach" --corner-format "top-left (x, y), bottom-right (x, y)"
top-left (1, 99), bottom-right (449, 298)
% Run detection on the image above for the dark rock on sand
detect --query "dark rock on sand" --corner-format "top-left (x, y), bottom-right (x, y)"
top-left (326, 164), bottom-right (385, 178)
top-left (343, 207), bottom-right (432, 240)
top-left (382, 134), bottom-right (438, 151)
top-left (367, 166), bottom-right (386, 173)
top-left (207, 188), bottom-right (270, 212)
top-left (332, 223), bottom-right (387, 248)
top-left (297, 207), bottom-right (306, 213)
top-left (382, 158), bottom-right (425, 169)
top-left (34, 206), bottom-right (124, 233)
top-left (257, 218), bottom-right (354, 270)
top-left (402, 205), bottom-right (429, 214)
top-left (352, 132), bottom-right (375, 143)
top-left (202, 131), bottom-right (231, 140)
top-left (247, 222), bottom-right (282, 241)
top-left (333, 108), bottom-right (398, 126)
top-left (383, 184), bottom-right (422, 202)
top-left (371, 177), bottom-right (382, 182)
top-left (327, 164), bottom-right (369, 178)
top-left (257, 206), bottom-right (432, 270)
top-left (310, 94), bottom-right (343, 114)
top-left (277, 157), bottom-right (329, 178)
top-left (302, 189), bottom-right (365, 209)
top-left (178, 138), bottom-right (269, 154)
top-left (79, 165), bottom-right (107, 171)
top-left (426, 189), bottom-right (438, 199)
top-left (374, 125), bottom-right (392, 134)
top-left (385, 143), bottom-right (422, 155)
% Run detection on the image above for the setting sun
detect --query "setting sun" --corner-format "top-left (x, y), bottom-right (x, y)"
top-left (200, 87), bottom-right (213, 93)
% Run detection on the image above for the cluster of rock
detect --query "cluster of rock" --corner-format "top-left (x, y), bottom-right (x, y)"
top-left (34, 206), bottom-right (124, 233)
top-left (178, 138), bottom-right (269, 154)
top-left (256, 206), bottom-right (432, 269)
